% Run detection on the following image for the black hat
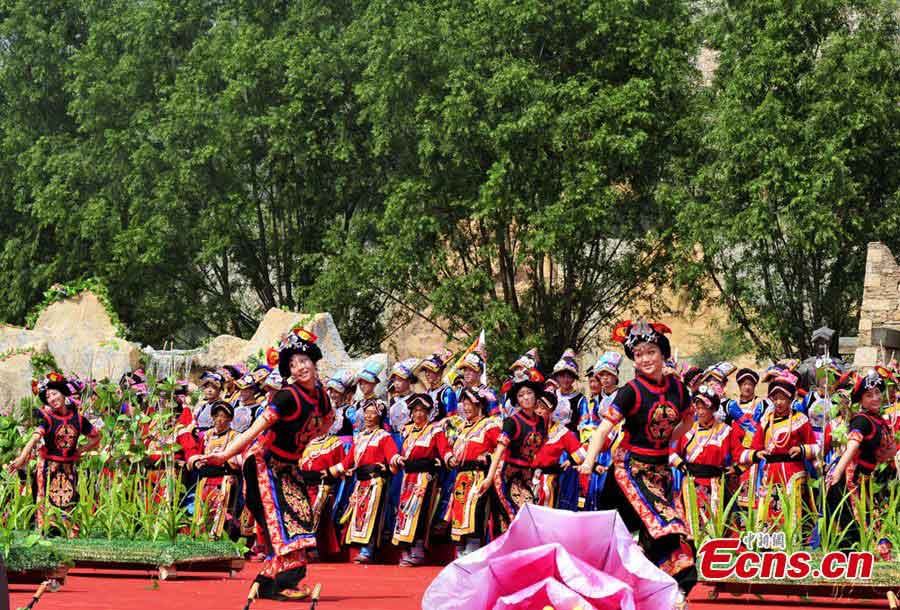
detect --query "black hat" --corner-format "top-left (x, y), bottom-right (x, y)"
top-left (210, 400), bottom-right (234, 418)
top-left (277, 327), bottom-right (323, 378)
top-left (851, 369), bottom-right (886, 405)
top-left (508, 369), bottom-right (545, 406)
top-left (460, 387), bottom-right (492, 412)
top-left (360, 398), bottom-right (387, 424)
top-left (407, 393), bottom-right (434, 413)
top-left (200, 371), bottom-right (225, 389)
top-left (34, 372), bottom-right (73, 406)
top-left (767, 372), bottom-right (798, 399)
top-left (612, 320), bottom-right (673, 360)
top-left (221, 365), bottom-right (242, 380)
top-left (735, 368), bottom-right (760, 385)
top-left (538, 390), bottom-right (558, 411)
top-left (682, 367), bottom-right (703, 387)
top-left (692, 384), bottom-right (722, 411)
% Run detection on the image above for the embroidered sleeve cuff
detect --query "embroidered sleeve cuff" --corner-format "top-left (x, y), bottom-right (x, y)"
top-left (847, 430), bottom-right (864, 444)
top-left (669, 453), bottom-right (683, 468)
top-left (331, 463), bottom-right (346, 476)
top-left (390, 454), bottom-right (402, 467)
top-left (571, 447), bottom-right (586, 465)
top-left (603, 406), bottom-right (624, 426)
top-left (740, 449), bottom-right (755, 465)
top-left (497, 432), bottom-right (511, 447)
top-left (443, 451), bottom-right (453, 464)
top-left (263, 406), bottom-right (279, 423)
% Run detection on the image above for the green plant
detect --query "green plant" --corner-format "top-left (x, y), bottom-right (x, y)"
top-left (0, 415), bottom-right (27, 465)
top-left (29, 352), bottom-right (59, 376)
top-left (703, 477), bottom-right (741, 545)
top-left (816, 486), bottom-right (851, 553)
top-left (773, 483), bottom-right (809, 554)
top-left (0, 470), bottom-right (38, 533)
top-left (854, 476), bottom-right (877, 553)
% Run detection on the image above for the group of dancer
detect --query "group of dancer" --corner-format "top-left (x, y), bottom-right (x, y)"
top-left (6, 320), bottom-right (900, 604)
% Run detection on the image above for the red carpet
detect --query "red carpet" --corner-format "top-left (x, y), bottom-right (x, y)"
top-left (9, 565), bottom-right (890, 609)
top-left (9, 563), bottom-right (442, 610)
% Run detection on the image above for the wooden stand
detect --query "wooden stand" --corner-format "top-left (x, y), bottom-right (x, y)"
top-left (704, 579), bottom-right (899, 605)
top-left (0, 560), bottom-right (9, 610)
top-left (5, 566), bottom-right (67, 589)
top-left (69, 557), bottom-right (245, 580)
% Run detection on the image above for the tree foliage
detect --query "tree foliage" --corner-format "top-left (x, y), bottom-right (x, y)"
top-left (1, 0), bottom-right (898, 366)
top-left (672, 0), bottom-right (900, 360)
top-left (334, 0), bottom-right (697, 372)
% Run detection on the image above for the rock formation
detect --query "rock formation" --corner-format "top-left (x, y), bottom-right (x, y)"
top-left (1, 291), bottom-right (387, 413)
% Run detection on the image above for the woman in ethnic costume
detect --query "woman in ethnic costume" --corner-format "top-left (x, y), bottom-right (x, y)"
top-left (324, 369), bottom-right (357, 438)
top-left (479, 367), bottom-right (547, 533)
top-left (825, 369), bottom-right (898, 549)
top-left (198, 327), bottom-right (333, 601)
top-left (231, 373), bottom-right (266, 433)
top-left (119, 368), bottom-right (149, 416)
top-left (329, 398), bottom-right (399, 563)
top-left (391, 393), bottom-right (452, 566)
top-left (7, 373), bottom-right (101, 529)
top-left (348, 361), bottom-right (386, 437)
top-left (388, 359), bottom-right (420, 434)
top-left (739, 371), bottom-right (818, 528)
top-left (445, 387), bottom-right (501, 556)
top-left (187, 400), bottom-right (241, 539)
top-left (500, 349), bottom-right (541, 417)
top-left (457, 353), bottom-right (499, 417)
top-left (580, 320), bottom-right (696, 604)
top-left (579, 352), bottom-right (621, 440)
top-left (580, 352), bottom-right (623, 511)
top-left (550, 349), bottom-right (587, 434)
top-left (192, 371), bottom-right (226, 436)
top-left (670, 384), bottom-right (742, 538)
top-left (722, 368), bottom-right (764, 514)
top-left (298, 421), bottom-right (347, 560)
top-left (532, 390), bottom-right (585, 510)
top-left (417, 350), bottom-right (458, 423)
top-left (218, 364), bottom-right (243, 405)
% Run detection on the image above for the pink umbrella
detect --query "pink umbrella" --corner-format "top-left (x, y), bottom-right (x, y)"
top-left (423, 505), bottom-right (677, 610)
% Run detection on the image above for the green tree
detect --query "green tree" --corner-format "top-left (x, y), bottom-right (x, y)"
top-left (672, 0), bottom-right (900, 359)
top-left (0, 0), bottom-right (387, 351)
top-left (343, 0), bottom-right (699, 373)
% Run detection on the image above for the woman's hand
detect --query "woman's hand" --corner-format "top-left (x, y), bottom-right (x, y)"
top-left (594, 464), bottom-right (608, 475)
top-left (825, 466), bottom-right (843, 488)
top-left (5, 456), bottom-right (26, 473)
top-left (788, 446), bottom-right (802, 459)
top-left (477, 477), bottom-right (493, 496)
top-left (203, 452), bottom-right (227, 467)
top-left (447, 456), bottom-right (459, 468)
top-left (578, 460), bottom-right (594, 476)
top-left (186, 455), bottom-right (202, 470)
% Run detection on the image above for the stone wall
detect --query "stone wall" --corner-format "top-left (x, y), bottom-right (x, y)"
top-left (855, 242), bottom-right (900, 366)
